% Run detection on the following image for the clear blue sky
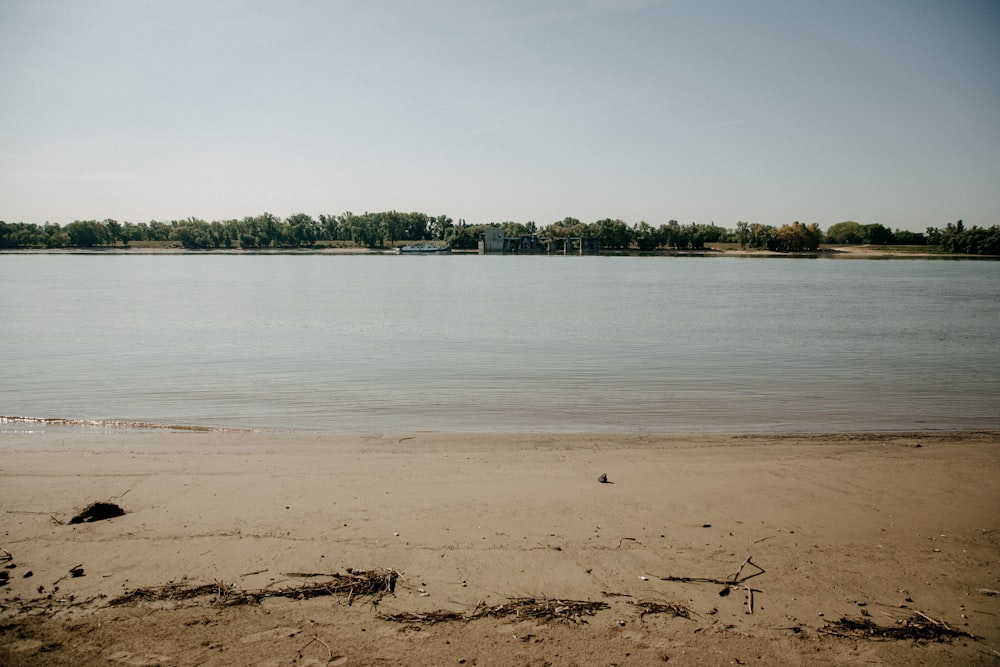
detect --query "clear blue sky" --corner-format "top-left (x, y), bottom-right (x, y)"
top-left (2, 0), bottom-right (998, 232)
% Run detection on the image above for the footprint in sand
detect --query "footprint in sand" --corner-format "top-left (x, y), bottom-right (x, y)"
top-left (7, 638), bottom-right (47, 653)
top-left (106, 651), bottom-right (173, 665)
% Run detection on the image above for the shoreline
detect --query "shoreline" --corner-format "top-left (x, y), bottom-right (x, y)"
top-left (2, 430), bottom-right (998, 665)
top-left (5, 416), bottom-right (998, 437)
top-left (1, 246), bottom-right (993, 259)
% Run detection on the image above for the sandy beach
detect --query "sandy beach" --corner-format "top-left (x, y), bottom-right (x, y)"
top-left (1, 430), bottom-right (998, 666)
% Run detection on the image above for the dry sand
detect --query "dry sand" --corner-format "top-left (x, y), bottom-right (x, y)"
top-left (1, 430), bottom-right (998, 666)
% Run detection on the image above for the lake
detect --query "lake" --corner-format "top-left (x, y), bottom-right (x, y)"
top-left (1, 253), bottom-right (997, 433)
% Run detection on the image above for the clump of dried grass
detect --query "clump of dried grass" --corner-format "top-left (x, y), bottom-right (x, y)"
top-left (109, 568), bottom-right (399, 608)
top-left (820, 612), bottom-right (978, 642)
top-left (378, 596), bottom-right (609, 626)
top-left (629, 599), bottom-right (694, 620)
top-left (469, 597), bottom-right (609, 624)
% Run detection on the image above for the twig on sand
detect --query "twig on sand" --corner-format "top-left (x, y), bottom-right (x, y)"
top-left (652, 555), bottom-right (765, 592)
top-left (650, 556), bottom-right (766, 605)
top-left (297, 635), bottom-right (336, 666)
top-left (239, 569), bottom-right (268, 577)
top-left (731, 556), bottom-right (765, 584)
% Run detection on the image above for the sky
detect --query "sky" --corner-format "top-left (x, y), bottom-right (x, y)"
top-left (1, 0), bottom-right (998, 232)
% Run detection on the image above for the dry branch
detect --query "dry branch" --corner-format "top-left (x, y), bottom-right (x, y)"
top-left (653, 555), bottom-right (765, 595)
top-left (378, 610), bottom-right (466, 624)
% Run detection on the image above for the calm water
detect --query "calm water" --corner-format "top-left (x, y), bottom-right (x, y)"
top-left (1, 254), bottom-right (998, 433)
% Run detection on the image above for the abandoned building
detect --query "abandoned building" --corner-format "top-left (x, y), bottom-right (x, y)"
top-left (478, 227), bottom-right (600, 255)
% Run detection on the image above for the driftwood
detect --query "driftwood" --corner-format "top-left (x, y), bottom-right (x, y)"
top-left (819, 612), bottom-right (979, 642)
top-left (378, 610), bottom-right (467, 624)
top-left (629, 599), bottom-right (694, 620)
top-left (109, 569), bottom-right (399, 608)
top-left (469, 597), bottom-right (609, 623)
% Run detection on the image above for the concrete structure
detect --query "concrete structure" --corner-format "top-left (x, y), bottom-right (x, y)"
top-left (478, 227), bottom-right (599, 255)
top-left (478, 227), bottom-right (513, 254)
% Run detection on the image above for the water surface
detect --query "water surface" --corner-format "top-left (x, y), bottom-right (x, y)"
top-left (1, 254), bottom-right (997, 433)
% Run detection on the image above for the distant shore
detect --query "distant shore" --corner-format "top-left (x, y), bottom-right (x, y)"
top-left (2, 245), bottom-right (989, 258)
top-left (2, 430), bottom-right (997, 666)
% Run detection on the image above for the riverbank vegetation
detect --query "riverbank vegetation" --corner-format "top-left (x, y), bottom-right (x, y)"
top-left (1, 213), bottom-right (997, 255)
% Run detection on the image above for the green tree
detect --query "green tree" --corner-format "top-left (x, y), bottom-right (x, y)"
top-left (634, 221), bottom-right (659, 251)
top-left (694, 223), bottom-right (728, 244)
top-left (860, 223), bottom-right (893, 245)
top-left (429, 214), bottom-right (453, 240)
top-left (734, 221), bottom-right (751, 249)
top-left (497, 221), bottom-right (532, 236)
top-left (658, 220), bottom-right (681, 248)
top-left (825, 221), bottom-right (863, 244)
top-left (172, 218), bottom-right (213, 248)
top-left (938, 220), bottom-right (1000, 255)
top-left (747, 223), bottom-right (777, 250)
top-left (45, 224), bottom-right (70, 247)
top-left (146, 220), bottom-right (173, 241)
top-left (65, 220), bottom-right (108, 247)
top-left (318, 214), bottom-right (343, 241)
top-left (341, 212), bottom-right (379, 247)
top-left (443, 221), bottom-right (487, 249)
top-left (591, 218), bottom-right (632, 249)
top-left (286, 213), bottom-right (318, 246)
top-left (892, 229), bottom-right (925, 245)
top-left (539, 217), bottom-right (588, 239)
top-left (104, 219), bottom-right (123, 246)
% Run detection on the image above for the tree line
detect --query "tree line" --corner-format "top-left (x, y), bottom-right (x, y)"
top-left (1, 212), bottom-right (997, 255)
